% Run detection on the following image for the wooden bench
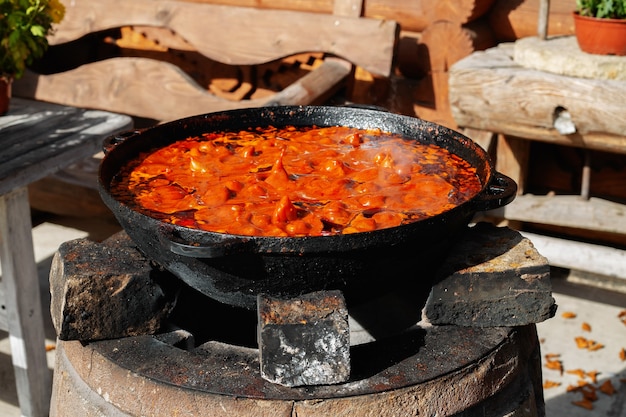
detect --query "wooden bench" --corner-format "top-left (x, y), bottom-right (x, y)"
top-left (448, 39), bottom-right (626, 281)
top-left (14, 0), bottom-right (397, 122)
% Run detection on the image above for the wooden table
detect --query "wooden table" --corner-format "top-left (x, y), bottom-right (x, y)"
top-left (0, 98), bottom-right (132, 417)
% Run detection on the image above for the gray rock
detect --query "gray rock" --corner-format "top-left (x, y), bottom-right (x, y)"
top-left (424, 223), bottom-right (557, 326)
top-left (258, 290), bottom-right (350, 387)
top-left (49, 232), bottom-right (177, 341)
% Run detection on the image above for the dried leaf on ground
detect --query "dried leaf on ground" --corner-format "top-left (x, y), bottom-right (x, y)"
top-left (572, 399), bottom-right (594, 410)
top-left (566, 369), bottom-right (587, 379)
top-left (599, 380), bottom-right (616, 395)
top-left (545, 358), bottom-right (563, 374)
top-left (580, 385), bottom-right (598, 402)
top-left (575, 336), bottom-right (604, 351)
top-left (543, 380), bottom-right (561, 389)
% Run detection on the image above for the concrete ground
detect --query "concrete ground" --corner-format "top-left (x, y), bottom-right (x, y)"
top-left (0, 212), bottom-right (625, 416)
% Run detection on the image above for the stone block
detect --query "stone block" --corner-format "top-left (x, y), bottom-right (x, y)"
top-left (49, 232), bottom-right (177, 341)
top-left (258, 290), bottom-right (350, 387)
top-left (424, 223), bottom-right (557, 327)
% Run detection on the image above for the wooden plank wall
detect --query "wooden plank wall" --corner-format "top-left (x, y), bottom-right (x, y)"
top-left (170, 0), bottom-right (577, 128)
top-left (21, 0), bottom-right (577, 128)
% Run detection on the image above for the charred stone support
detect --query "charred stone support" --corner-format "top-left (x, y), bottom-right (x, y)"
top-left (424, 222), bottom-right (557, 326)
top-left (257, 290), bottom-right (350, 387)
top-left (49, 232), bottom-right (177, 341)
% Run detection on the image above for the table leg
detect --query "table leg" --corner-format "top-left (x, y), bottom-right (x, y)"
top-left (0, 187), bottom-right (51, 417)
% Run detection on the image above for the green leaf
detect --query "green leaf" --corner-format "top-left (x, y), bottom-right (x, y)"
top-left (30, 24), bottom-right (45, 37)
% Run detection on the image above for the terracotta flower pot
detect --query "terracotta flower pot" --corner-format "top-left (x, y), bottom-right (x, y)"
top-left (0, 77), bottom-right (12, 116)
top-left (573, 12), bottom-right (626, 56)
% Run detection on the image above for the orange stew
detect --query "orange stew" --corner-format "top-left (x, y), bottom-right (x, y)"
top-left (111, 126), bottom-right (482, 237)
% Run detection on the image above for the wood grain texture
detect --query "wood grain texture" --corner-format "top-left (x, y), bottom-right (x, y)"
top-left (496, 135), bottom-right (530, 194)
top-left (50, 0), bottom-right (397, 76)
top-left (449, 44), bottom-right (626, 147)
top-left (504, 195), bottom-right (626, 236)
top-left (0, 188), bottom-right (51, 417)
top-left (15, 58), bottom-right (350, 122)
top-left (182, 0), bottom-right (495, 32)
top-left (0, 98), bottom-right (132, 193)
top-left (521, 231), bottom-right (626, 279)
top-left (488, 0), bottom-right (576, 41)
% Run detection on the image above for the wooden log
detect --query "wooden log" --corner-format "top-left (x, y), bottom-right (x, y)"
top-left (183, 0), bottom-right (495, 32)
top-left (333, 0), bottom-right (363, 16)
top-left (489, 0), bottom-right (575, 41)
top-left (407, 19), bottom-right (496, 128)
top-left (417, 19), bottom-right (496, 73)
top-left (50, 0), bottom-right (397, 77)
top-left (399, 19), bottom-right (496, 80)
top-left (449, 44), bottom-right (626, 145)
top-left (421, 0), bottom-right (497, 27)
top-left (182, 0), bottom-right (334, 14)
top-left (520, 231), bottom-right (626, 280)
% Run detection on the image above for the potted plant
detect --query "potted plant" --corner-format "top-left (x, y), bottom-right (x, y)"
top-left (573, 0), bottom-right (626, 55)
top-left (0, 0), bottom-right (65, 115)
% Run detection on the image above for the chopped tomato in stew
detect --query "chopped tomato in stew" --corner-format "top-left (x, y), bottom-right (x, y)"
top-left (110, 126), bottom-right (483, 236)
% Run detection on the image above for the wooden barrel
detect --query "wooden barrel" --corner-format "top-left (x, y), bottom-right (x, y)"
top-left (50, 325), bottom-right (544, 417)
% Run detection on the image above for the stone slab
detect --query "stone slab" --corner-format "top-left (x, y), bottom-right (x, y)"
top-left (424, 223), bottom-right (557, 327)
top-left (514, 36), bottom-right (626, 80)
top-left (49, 232), bottom-right (177, 341)
top-left (258, 291), bottom-right (350, 387)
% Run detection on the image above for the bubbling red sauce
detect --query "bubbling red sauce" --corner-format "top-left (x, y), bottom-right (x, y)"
top-left (110, 126), bottom-right (483, 237)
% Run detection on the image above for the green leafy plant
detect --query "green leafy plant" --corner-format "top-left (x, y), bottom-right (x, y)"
top-left (0, 0), bottom-right (65, 80)
top-left (576, 0), bottom-right (626, 19)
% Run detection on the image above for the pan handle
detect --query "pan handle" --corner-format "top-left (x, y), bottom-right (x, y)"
top-left (162, 232), bottom-right (254, 258)
top-left (102, 129), bottom-right (144, 154)
top-left (472, 172), bottom-right (518, 211)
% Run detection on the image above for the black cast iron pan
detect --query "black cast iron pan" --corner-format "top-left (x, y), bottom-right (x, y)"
top-left (99, 106), bottom-right (516, 309)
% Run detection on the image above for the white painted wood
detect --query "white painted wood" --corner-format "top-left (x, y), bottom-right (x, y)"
top-left (521, 231), bottom-right (626, 280)
top-left (0, 188), bottom-right (51, 417)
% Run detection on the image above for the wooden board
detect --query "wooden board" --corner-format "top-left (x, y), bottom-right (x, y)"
top-left (50, 0), bottom-right (397, 77)
top-left (15, 58), bottom-right (351, 122)
top-left (183, 0), bottom-right (496, 32)
top-left (0, 98), bottom-right (132, 195)
top-left (492, 195), bottom-right (626, 236)
top-left (0, 188), bottom-right (52, 417)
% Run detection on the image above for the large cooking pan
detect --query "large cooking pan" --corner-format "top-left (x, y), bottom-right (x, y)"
top-left (99, 106), bottom-right (516, 309)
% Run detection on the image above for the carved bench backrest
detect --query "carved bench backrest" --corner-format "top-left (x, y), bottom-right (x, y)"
top-left (14, 0), bottom-right (398, 122)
